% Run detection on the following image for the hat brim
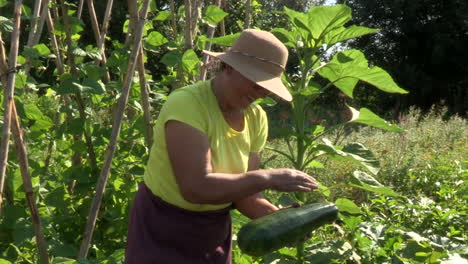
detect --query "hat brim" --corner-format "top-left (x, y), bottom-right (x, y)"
top-left (203, 50), bottom-right (293, 102)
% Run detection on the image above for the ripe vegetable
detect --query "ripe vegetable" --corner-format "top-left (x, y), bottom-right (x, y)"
top-left (237, 203), bottom-right (338, 257)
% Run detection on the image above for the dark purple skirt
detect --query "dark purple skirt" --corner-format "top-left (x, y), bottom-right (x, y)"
top-left (125, 182), bottom-right (233, 264)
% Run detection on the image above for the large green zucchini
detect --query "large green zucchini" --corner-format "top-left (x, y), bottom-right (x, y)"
top-left (237, 203), bottom-right (338, 257)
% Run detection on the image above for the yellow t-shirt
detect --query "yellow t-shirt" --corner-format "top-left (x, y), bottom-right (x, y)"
top-left (143, 80), bottom-right (268, 211)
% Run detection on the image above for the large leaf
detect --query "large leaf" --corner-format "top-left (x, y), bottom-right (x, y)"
top-left (24, 103), bottom-right (53, 131)
top-left (318, 139), bottom-right (380, 175)
top-left (342, 143), bottom-right (380, 175)
top-left (307, 4), bottom-right (351, 40)
top-left (348, 106), bottom-right (403, 132)
top-left (319, 49), bottom-right (408, 97)
top-left (204, 5), bottom-right (228, 26)
top-left (181, 49), bottom-right (200, 73)
top-left (351, 171), bottom-right (400, 197)
top-left (327, 25), bottom-right (379, 45)
top-left (271, 28), bottom-right (297, 48)
top-left (56, 78), bottom-right (105, 95)
top-left (146, 31), bottom-right (168, 47)
top-left (154, 10), bottom-right (171, 21)
top-left (335, 198), bottom-right (361, 214)
top-left (207, 33), bottom-right (241, 46)
top-left (160, 50), bottom-right (183, 67)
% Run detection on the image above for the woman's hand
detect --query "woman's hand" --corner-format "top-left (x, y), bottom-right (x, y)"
top-left (265, 168), bottom-right (318, 192)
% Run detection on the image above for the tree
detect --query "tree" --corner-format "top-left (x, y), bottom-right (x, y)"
top-left (338, 0), bottom-right (468, 116)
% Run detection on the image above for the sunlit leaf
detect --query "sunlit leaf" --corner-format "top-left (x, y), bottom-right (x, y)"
top-left (154, 11), bottom-right (171, 21)
top-left (24, 103), bottom-right (53, 131)
top-left (335, 198), bottom-right (361, 214)
top-left (0, 16), bottom-right (13, 32)
top-left (181, 49), bottom-right (200, 73)
top-left (348, 106), bottom-right (403, 132)
top-left (207, 33), bottom-right (241, 46)
top-left (204, 5), bottom-right (228, 26)
top-left (146, 31), bottom-right (168, 47)
top-left (33, 43), bottom-right (51, 56)
top-left (351, 171), bottom-right (400, 197)
top-left (319, 49), bottom-right (408, 97)
top-left (307, 4), bottom-right (351, 40)
top-left (318, 139), bottom-right (380, 175)
top-left (328, 25), bottom-right (379, 45)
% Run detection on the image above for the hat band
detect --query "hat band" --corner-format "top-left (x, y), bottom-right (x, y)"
top-left (229, 49), bottom-right (285, 71)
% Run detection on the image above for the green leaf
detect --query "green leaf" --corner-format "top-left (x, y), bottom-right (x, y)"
top-left (181, 49), bottom-right (200, 73)
top-left (15, 72), bottom-right (27, 88)
top-left (319, 139), bottom-right (380, 175)
top-left (72, 47), bottom-right (87, 56)
top-left (328, 25), bottom-right (379, 45)
top-left (272, 28), bottom-right (297, 48)
top-left (84, 64), bottom-right (106, 80)
top-left (319, 49), bottom-right (408, 97)
top-left (160, 50), bottom-right (182, 67)
top-left (348, 106), bottom-right (403, 132)
top-left (204, 5), bottom-right (228, 26)
top-left (0, 16), bottom-right (13, 32)
top-left (33, 43), bottom-right (51, 56)
top-left (307, 4), bottom-right (351, 40)
top-left (56, 78), bottom-right (105, 95)
top-left (335, 198), bottom-right (361, 214)
top-left (50, 257), bottom-right (77, 264)
top-left (0, 258), bottom-right (12, 264)
top-left (82, 78), bottom-right (106, 94)
top-left (342, 143), bottom-right (380, 175)
top-left (154, 11), bottom-right (171, 21)
top-left (350, 171), bottom-right (400, 197)
top-left (146, 31), bottom-right (168, 47)
top-left (206, 33), bottom-right (241, 46)
top-left (24, 103), bottom-right (53, 131)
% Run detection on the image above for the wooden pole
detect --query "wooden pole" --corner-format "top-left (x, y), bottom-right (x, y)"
top-left (127, 0), bottom-right (153, 148)
top-left (96, 0), bottom-right (114, 82)
top-left (200, 0), bottom-right (221, 80)
top-left (86, 0), bottom-right (111, 82)
top-left (0, 0), bottom-right (22, 217)
top-left (244, 0), bottom-right (252, 28)
top-left (77, 0), bottom-right (151, 259)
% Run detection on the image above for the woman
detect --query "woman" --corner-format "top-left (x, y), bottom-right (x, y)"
top-left (125, 29), bottom-right (318, 264)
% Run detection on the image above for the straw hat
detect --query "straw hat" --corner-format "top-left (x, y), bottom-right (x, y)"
top-left (203, 29), bottom-right (292, 102)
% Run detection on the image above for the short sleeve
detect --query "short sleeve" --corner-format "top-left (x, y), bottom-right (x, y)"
top-left (250, 106), bottom-right (268, 152)
top-left (159, 90), bottom-right (207, 134)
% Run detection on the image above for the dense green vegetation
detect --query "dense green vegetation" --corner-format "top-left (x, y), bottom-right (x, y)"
top-left (0, 0), bottom-right (466, 263)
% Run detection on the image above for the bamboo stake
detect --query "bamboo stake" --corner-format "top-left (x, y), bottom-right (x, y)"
top-left (96, 0), bottom-right (114, 82)
top-left (77, 0), bottom-right (84, 18)
top-left (24, 0), bottom-right (43, 75)
top-left (200, 0), bottom-right (221, 80)
top-left (0, 30), bottom-right (50, 264)
top-left (86, 0), bottom-right (110, 82)
top-left (137, 48), bottom-right (154, 149)
top-left (11, 104), bottom-right (50, 264)
top-left (31, 0), bottom-right (52, 47)
top-left (184, 0), bottom-right (193, 49)
top-left (0, 0), bottom-right (22, 217)
top-left (26, 0), bottom-right (43, 48)
top-left (78, 0), bottom-right (151, 259)
top-left (169, 0), bottom-right (178, 39)
top-left (0, 33), bottom-right (8, 214)
top-left (244, 0), bottom-right (252, 28)
top-left (127, 0), bottom-right (153, 148)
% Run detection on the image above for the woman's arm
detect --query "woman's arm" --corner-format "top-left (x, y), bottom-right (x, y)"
top-left (233, 152), bottom-right (279, 219)
top-left (165, 120), bottom-right (317, 205)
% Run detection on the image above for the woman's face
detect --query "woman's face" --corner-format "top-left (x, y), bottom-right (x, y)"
top-left (223, 67), bottom-right (270, 110)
